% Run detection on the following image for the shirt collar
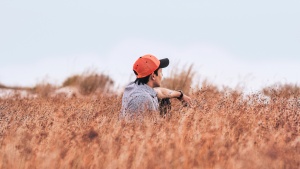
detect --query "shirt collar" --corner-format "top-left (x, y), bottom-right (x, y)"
top-left (137, 83), bottom-right (157, 98)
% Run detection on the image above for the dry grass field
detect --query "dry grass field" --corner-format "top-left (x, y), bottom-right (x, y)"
top-left (0, 68), bottom-right (299, 169)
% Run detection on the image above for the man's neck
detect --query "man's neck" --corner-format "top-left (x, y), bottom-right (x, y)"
top-left (146, 81), bottom-right (154, 88)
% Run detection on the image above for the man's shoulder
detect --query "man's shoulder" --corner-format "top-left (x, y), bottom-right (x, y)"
top-left (130, 92), bottom-right (153, 101)
top-left (122, 82), bottom-right (157, 103)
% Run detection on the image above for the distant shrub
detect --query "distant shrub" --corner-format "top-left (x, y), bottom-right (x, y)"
top-left (32, 82), bottom-right (56, 98)
top-left (62, 70), bottom-right (114, 96)
top-left (0, 83), bottom-right (6, 88)
top-left (78, 73), bottom-right (114, 95)
top-left (62, 75), bottom-right (80, 87)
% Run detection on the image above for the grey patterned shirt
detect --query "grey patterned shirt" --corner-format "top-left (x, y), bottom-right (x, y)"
top-left (120, 82), bottom-right (159, 118)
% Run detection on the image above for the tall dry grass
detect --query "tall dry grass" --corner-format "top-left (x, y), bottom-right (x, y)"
top-left (162, 64), bottom-right (196, 94)
top-left (0, 67), bottom-right (299, 169)
top-left (263, 83), bottom-right (300, 99)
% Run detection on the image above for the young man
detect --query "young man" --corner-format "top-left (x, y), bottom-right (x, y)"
top-left (120, 54), bottom-right (192, 118)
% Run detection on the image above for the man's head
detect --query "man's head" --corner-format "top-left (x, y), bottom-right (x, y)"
top-left (133, 54), bottom-right (169, 87)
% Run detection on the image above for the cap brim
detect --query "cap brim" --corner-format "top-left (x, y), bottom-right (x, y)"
top-left (159, 58), bottom-right (169, 68)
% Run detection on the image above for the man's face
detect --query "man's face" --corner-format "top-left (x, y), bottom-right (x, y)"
top-left (153, 68), bottom-right (163, 87)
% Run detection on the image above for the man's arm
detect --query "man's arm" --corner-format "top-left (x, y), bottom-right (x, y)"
top-left (154, 87), bottom-right (192, 106)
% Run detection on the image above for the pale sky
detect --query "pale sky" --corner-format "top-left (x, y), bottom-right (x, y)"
top-left (1, 0), bottom-right (299, 92)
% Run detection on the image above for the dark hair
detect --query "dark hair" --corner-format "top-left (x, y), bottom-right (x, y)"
top-left (134, 68), bottom-right (159, 85)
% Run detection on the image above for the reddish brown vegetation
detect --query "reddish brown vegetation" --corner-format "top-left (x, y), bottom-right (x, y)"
top-left (0, 84), bottom-right (299, 169)
top-left (0, 67), bottom-right (299, 168)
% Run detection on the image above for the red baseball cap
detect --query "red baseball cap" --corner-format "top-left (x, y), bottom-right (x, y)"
top-left (133, 54), bottom-right (169, 78)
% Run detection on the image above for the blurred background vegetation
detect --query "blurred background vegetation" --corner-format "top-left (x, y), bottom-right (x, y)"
top-left (0, 65), bottom-right (300, 99)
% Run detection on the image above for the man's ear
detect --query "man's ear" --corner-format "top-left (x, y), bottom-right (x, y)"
top-left (151, 73), bottom-right (155, 80)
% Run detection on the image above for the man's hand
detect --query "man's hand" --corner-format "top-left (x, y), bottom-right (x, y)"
top-left (181, 94), bottom-right (192, 107)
